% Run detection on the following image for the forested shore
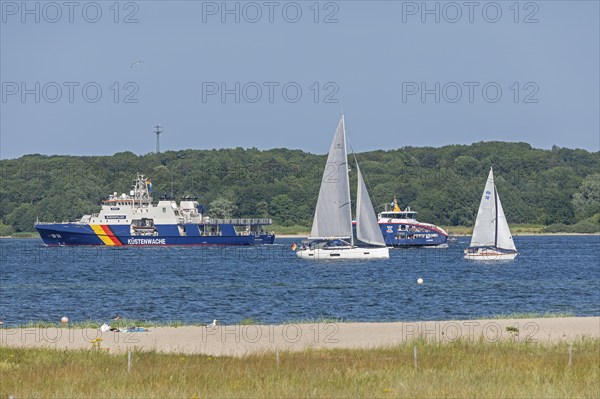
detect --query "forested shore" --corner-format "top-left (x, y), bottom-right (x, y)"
top-left (1, 142), bottom-right (598, 235)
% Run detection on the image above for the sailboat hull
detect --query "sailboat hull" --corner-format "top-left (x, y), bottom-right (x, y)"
top-left (463, 247), bottom-right (518, 261)
top-left (296, 246), bottom-right (389, 260)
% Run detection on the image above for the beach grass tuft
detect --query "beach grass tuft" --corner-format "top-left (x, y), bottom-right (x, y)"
top-left (1, 338), bottom-right (598, 398)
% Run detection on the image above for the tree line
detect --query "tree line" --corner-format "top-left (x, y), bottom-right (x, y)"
top-left (0, 142), bottom-right (598, 234)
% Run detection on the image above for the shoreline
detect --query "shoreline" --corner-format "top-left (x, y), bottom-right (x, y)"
top-left (3, 232), bottom-right (599, 240)
top-left (278, 233), bottom-right (600, 238)
top-left (1, 316), bottom-right (598, 356)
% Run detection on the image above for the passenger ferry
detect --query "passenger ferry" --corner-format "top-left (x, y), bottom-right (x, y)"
top-left (35, 173), bottom-right (275, 246)
top-left (376, 198), bottom-right (448, 247)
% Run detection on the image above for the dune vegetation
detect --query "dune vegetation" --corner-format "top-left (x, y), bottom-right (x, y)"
top-left (1, 338), bottom-right (598, 398)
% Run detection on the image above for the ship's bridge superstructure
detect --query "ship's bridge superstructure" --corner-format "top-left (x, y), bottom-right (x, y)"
top-left (378, 208), bottom-right (418, 222)
top-left (82, 174), bottom-right (201, 231)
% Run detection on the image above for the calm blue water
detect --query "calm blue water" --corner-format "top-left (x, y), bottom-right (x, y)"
top-left (1, 236), bottom-right (599, 325)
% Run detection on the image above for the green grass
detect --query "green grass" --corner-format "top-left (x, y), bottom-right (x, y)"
top-left (1, 339), bottom-right (598, 398)
top-left (271, 224), bottom-right (547, 237)
top-left (442, 226), bottom-right (472, 235)
top-left (270, 224), bottom-right (310, 235)
top-left (273, 223), bottom-right (550, 237)
top-left (508, 224), bottom-right (546, 234)
top-left (444, 224), bottom-right (546, 235)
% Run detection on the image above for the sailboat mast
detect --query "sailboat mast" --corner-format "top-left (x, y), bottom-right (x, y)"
top-left (494, 184), bottom-right (499, 248)
top-left (342, 114), bottom-right (354, 247)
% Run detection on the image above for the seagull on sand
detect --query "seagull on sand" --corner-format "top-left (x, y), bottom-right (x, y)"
top-left (207, 319), bottom-right (218, 328)
top-left (130, 60), bottom-right (145, 68)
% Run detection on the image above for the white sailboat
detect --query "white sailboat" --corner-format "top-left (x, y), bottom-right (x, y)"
top-left (464, 168), bottom-right (518, 261)
top-left (296, 115), bottom-right (389, 260)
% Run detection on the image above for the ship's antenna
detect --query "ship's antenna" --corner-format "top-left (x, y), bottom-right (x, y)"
top-left (154, 124), bottom-right (163, 154)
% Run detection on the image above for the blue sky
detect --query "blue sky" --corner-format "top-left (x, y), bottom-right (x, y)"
top-left (1, 1), bottom-right (598, 159)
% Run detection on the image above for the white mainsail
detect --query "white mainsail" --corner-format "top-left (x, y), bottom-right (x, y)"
top-left (309, 116), bottom-right (353, 240)
top-left (356, 165), bottom-right (386, 246)
top-left (469, 168), bottom-right (516, 250)
top-left (470, 168), bottom-right (497, 247)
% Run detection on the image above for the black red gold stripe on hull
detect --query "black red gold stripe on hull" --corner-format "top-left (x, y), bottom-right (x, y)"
top-left (90, 224), bottom-right (122, 246)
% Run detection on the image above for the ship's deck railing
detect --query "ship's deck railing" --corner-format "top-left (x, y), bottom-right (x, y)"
top-left (202, 218), bottom-right (272, 225)
top-left (36, 218), bottom-right (273, 226)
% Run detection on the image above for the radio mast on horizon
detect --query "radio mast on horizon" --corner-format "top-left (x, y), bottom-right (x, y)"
top-left (154, 124), bottom-right (163, 154)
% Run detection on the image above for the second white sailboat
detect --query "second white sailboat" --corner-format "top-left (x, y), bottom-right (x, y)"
top-left (464, 168), bottom-right (518, 261)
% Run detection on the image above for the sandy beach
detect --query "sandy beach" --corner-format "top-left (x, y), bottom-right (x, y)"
top-left (1, 317), bottom-right (598, 356)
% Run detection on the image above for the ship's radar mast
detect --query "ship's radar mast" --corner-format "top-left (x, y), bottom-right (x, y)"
top-left (133, 173), bottom-right (152, 207)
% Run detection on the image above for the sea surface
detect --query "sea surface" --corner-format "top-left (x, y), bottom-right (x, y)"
top-left (1, 236), bottom-right (599, 325)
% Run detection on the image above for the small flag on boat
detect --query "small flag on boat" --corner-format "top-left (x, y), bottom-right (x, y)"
top-left (291, 243), bottom-right (297, 251)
